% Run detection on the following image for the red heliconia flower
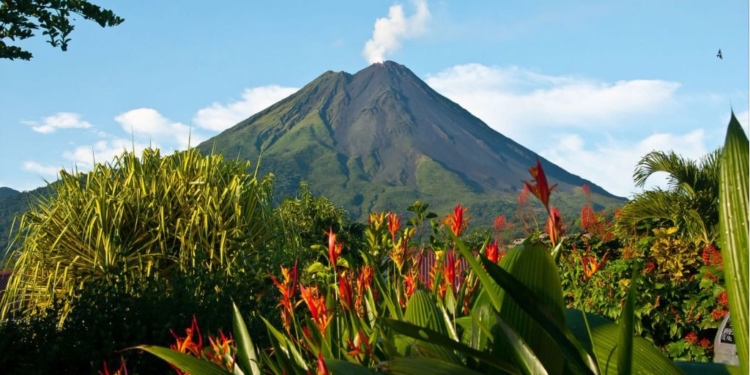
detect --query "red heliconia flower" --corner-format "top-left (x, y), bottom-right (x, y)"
top-left (485, 241), bottom-right (500, 263)
top-left (317, 352), bottom-right (330, 375)
top-left (546, 206), bottom-right (563, 246)
top-left (524, 158), bottom-right (558, 210)
top-left (444, 204), bottom-right (470, 237)
top-left (338, 274), bottom-right (354, 311)
top-left (387, 212), bottom-right (401, 241)
top-left (684, 331), bottom-right (698, 345)
top-left (299, 284), bottom-right (332, 336)
top-left (347, 330), bottom-right (374, 363)
top-left (493, 215), bottom-right (507, 232)
top-left (580, 205), bottom-right (598, 234)
top-left (579, 247), bottom-right (609, 279)
top-left (326, 228), bottom-right (343, 268)
top-left (206, 331), bottom-right (235, 371)
top-left (99, 356), bottom-right (128, 375)
top-left (170, 315), bottom-right (204, 357)
top-left (403, 270), bottom-right (417, 299)
top-left (354, 265), bottom-right (374, 317)
top-left (270, 261), bottom-right (299, 332)
top-left (441, 250), bottom-right (463, 295)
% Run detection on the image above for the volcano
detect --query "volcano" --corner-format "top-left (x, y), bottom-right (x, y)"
top-left (197, 61), bottom-right (624, 224)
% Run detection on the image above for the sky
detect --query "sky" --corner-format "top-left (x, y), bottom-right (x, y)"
top-left (1, 0), bottom-right (748, 198)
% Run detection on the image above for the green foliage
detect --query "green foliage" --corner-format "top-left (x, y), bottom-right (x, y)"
top-left (0, 0), bottom-right (124, 60)
top-left (0, 265), bottom-right (273, 374)
top-left (1, 148), bottom-right (277, 322)
top-left (718, 112), bottom-right (749, 374)
top-left (615, 148), bottom-right (721, 246)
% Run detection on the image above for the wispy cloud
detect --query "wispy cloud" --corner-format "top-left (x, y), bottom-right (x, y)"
top-left (425, 64), bottom-right (680, 142)
top-left (115, 108), bottom-right (200, 148)
top-left (541, 130), bottom-right (709, 198)
top-left (193, 86), bottom-right (298, 132)
top-left (423, 63), bottom-right (713, 197)
top-left (22, 112), bottom-right (92, 134)
top-left (62, 138), bottom-right (151, 170)
top-left (362, 0), bottom-right (431, 64)
top-left (22, 161), bottom-right (61, 179)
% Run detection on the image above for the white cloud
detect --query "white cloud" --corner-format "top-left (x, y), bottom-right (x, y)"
top-left (22, 112), bottom-right (92, 134)
top-left (362, 0), bottom-right (431, 64)
top-left (425, 64), bottom-right (680, 144)
top-left (541, 130), bottom-right (709, 198)
top-left (114, 108), bottom-right (200, 148)
top-left (193, 86), bottom-right (298, 132)
top-left (62, 138), bottom-right (150, 170)
top-left (22, 161), bottom-right (61, 179)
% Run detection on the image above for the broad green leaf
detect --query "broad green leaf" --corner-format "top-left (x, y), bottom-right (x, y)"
top-left (479, 255), bottom-right (599, 375)
top-left (137, 345), bottom-right (233, 375)
top-left (494, 313), bottom-right (549, 375)
top-left (398, 289), bottom-right (455, 360)
top-left (386, 356), bottom-right (497, 375)
top-left (719, 112), bottom-right (749, 375)
top-left (617, 265), bottom-right (639, 375)
top-left (232, 302), bottom-right (262, 375)
top-left (495, 242), bottom-right (566, 374)
top-left (386, 319), bottom-right (521, 374)
top-left (589, 324), bottom-right (682, 375)
top-left (325, 359), bottom-right (382, 374)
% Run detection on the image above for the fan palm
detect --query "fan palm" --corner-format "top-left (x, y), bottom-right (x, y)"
top-left (0, 148), bottom-right (277, 323)
top-left (616, 148), bottom-right (722, 245)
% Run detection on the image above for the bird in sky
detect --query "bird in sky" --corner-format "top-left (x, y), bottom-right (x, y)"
top-left (717, 49), bottom-right (723, 59)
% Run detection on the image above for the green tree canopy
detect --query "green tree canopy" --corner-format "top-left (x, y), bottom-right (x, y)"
top-left (615, 148), bottom-right (722, 245)
top-left (1, 0), bottom-right (123, 60)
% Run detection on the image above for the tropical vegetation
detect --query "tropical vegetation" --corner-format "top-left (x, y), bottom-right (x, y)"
top-left (0, 114), bottom-right (746, 375)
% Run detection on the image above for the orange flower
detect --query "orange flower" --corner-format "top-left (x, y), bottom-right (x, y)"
top-left (338, 274), bottom-right (353, 312)
top-left (698, 338), bottom-right (713, 349)
top-left (712, 308), bottom-right (728, 321)
top-left (546, 206), bottom-right (563, 246)
top-left (403, 270), bottom-right (417, 299)
top-left (270, 262), bottom-right (298, 331)
top-left (717, 290), bottom-right (728, 306)
top-left (444, 204), bottom-right (470, 237)
top-left (99, 356), bottom-right (128, 375)
top-left (347, 330), bottom-right (373, 363)
top-left (206, 331), bottom-right (235, 371)
top-left (485, 241), bottom-right (500, 263)
top-left (326, 228), bottom-right (343, 267)
top-left (170, 315), bottom-right (203, 357)
top-left (579, 247), bottom-right (609, 279)
top-left (299, 285), bottom-right (332, 335)
top-left (524, 158), bottom-right (558, 210)
top-left (387, 212), bottom-right (401, 241)
top-left (493, 215), bottom-right (507, 232)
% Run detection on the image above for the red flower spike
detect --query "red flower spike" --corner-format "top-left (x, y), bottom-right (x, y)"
top-left (581, 184), bottom-right (591, 198)
top-left (493, 215), bottom-right (507, 232)
top-left (269, 262), bottom-right (298, 332)
top-left (717, 290), bottom-right (728, 306)
top-left (485, 241), bottom-right (500, 263)
top-left (99, 356), bottom-right (128, 375)
top-left (546, 206), bottom-right (563, 246)
top-left (326, 228), bottom-right (343, 267)
top-left (338, 274), bottom-right (353, 311)
top-left (524, 158), bottom-right (558, 210)
top-left (698, 338), bottom-right (713, 349)
top-left (317, 352), bottom-right (330, 375)
top-left (444, 204), bottom-right (470, 237)
top-left (299, 285), bottom-right (332, 335)
top-left (387, 212), bottom-right (401, 241)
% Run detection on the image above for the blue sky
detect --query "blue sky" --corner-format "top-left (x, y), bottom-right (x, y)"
top-left (1, 0), bottom-right (747, 198)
